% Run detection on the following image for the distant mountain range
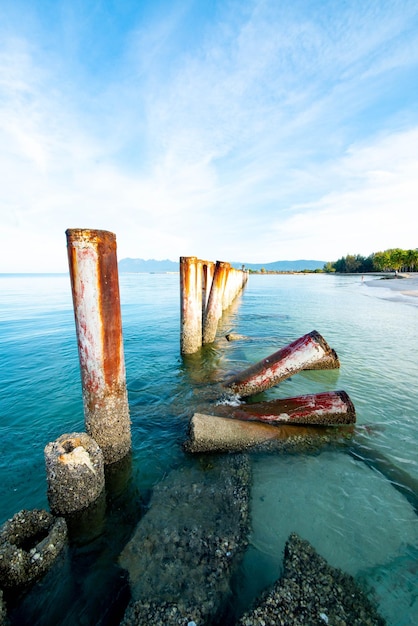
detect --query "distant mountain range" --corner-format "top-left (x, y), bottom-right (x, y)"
top-left (118, 258), bottom-right (326, 273)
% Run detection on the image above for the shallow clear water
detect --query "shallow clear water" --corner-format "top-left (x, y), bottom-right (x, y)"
top-left (0, 272), bottom-right (417, 625)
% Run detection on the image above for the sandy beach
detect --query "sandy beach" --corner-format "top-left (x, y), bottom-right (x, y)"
top-left (364, 273), bottom-right (418, 306)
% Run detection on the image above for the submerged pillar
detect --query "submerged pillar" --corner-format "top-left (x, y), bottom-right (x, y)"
top-left (224, 330), bottom-right (339, 398)
top-left (180, 256), bottom-right (203, 354)
top-left (66, 228), bottom-right (131, 463)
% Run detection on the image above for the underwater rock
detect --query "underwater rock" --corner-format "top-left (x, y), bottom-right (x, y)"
top-left (225, 333), bottom-right (248, 341)
top-left (0, 509), bottom-right (67, 589)
top-left (0, 588), bottom-right (6, 626)
top-left (237, 533), bottom-right (385, 626)
top-left (120, 455), bottom-right (251, 625)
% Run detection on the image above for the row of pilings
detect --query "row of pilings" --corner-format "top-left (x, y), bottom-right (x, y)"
top-left (180, 256), bottom-right (249, 354)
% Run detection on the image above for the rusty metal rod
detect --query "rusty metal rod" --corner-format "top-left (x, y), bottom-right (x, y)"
top-left (66, 228), bottom-right (131, 464)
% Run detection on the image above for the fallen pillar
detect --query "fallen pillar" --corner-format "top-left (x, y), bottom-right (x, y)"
top-left (0, 509), bottom-right (67, 589)
top-left (184, 412), bottom-right (354, 454)
top-left (213, 390), bottom-right (355, 425)
top-left (45, 432), bottom-right (105, 516)
top-left (180, 256), bottom-right (203, 354)
top-left (66, 228), bottom-right (131, 464)
top-left (119, 455), bottom-right (251, 625)
top-left (223, 330), bottom-right (339, 397)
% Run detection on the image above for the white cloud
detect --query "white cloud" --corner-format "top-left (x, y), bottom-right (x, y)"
top-left (1, 1), bottom-right (418, 270)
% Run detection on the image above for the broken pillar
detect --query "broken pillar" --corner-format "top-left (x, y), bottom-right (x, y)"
top-left (223, 330), bottom-right (339, 397)
top-left (66, 228), bottom-right (131, 464)
top-left (45, 432), bottom-right (105, 516)
top-left (214, 390), bottom-right (356, 426)
top-left (0, 509), bottom-right (67, 589)
top-left (184, 413), bottom-right (354, 454)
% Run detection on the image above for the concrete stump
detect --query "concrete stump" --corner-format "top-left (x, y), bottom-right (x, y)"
top-left (224, 330), bottom-right (339, 397)
top-left (0, 509), bottom-right (67, 588)
top-left (45, 432), bottom-right (105, 516)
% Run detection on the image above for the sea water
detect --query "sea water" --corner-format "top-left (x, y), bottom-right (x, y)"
top-left (0, 272), bottom-right (417, 625)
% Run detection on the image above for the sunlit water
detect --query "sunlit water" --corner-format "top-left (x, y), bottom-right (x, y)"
top-left (0, 272), bottom-right (417, 625)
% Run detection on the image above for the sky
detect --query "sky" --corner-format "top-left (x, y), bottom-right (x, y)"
top-left (1, 0), bottom-right (418, 272)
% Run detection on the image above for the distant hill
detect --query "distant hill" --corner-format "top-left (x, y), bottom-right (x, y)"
top-left (118, 258), bottom-right (179, 273)
top-left (232, 260), bottom-right (326, 271)
top-left (118, 258), bottom-right (326, 273)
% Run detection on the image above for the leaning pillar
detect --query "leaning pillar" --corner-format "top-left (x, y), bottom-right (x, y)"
top-left (66, 228), bottom-right (131, 464)
top-left (224, 330), bottom-right (339, 397)
top-left (202, 261), bottom-right (230, 345)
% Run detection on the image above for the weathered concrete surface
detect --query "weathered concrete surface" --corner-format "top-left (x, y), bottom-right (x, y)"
top-left (66, 228), bottom-right (131, 464)
top-left (237, 533), bottom-right (385, 626)
top-left (0, 509), bottom-right (67, 589)
top-left (184, 413), bottom-right (354, 455)
top-left (224, 330), bottom-right (339, 397)
top-left (119, 455), bottom-right (251, 625)
top-left (45, 432), bottom-right (105, 516)
top-left (180, 256), bottom-right (203, 355)
top-left (0, 589), bottom-right (6, 626)
top-left (213, 390), bottom-right (356, 426)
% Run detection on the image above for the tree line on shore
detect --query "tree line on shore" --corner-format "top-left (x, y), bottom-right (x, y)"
top-left (323, 247), bottom-right (418, 274)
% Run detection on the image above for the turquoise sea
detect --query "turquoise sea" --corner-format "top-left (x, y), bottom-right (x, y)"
top-left (0, 272), bottom-right (417, 625)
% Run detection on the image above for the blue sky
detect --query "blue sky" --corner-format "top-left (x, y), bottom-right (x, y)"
top-left (1, 0), bottom-right (418, 271)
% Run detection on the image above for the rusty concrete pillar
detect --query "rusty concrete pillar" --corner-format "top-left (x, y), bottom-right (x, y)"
top-left (66, 228), bottom-right (131, 464)
top-left (180, 256), bottom-right (203, 354)
top-left (214, 390), bottom-right (356, 425)
top-left (224, 330), bottom-right (339, 397)
top-left (202, 261), bottom-right (230, 345)
top-left (202, 260), bottom-right (215, 312)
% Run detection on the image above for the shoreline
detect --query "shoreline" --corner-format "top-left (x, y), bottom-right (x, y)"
top-left (363, 272), bottom-right (418, 306)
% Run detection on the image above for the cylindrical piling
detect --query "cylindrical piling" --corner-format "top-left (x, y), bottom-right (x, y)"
top-left (202, 261), bottom-right (215, 311)
top-left (66, 229), bottom-right (131, 463)
top-left (224, 330), bottom-right (339, 397)
top-left (45, 432), bottom-right (105, 515)
top-left (202, 261), bottom-right (230, 345)
top-left (180, 256), bottom-right (203, 354)
top-left (214, 390), bottom-right (356, 425)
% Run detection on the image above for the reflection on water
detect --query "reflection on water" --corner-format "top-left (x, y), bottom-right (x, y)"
top-left (0, 272), bottom-right (417, 624)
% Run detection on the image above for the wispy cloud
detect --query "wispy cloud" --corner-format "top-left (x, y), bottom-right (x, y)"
top-left (1, 0), bottom-right (417, 270)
